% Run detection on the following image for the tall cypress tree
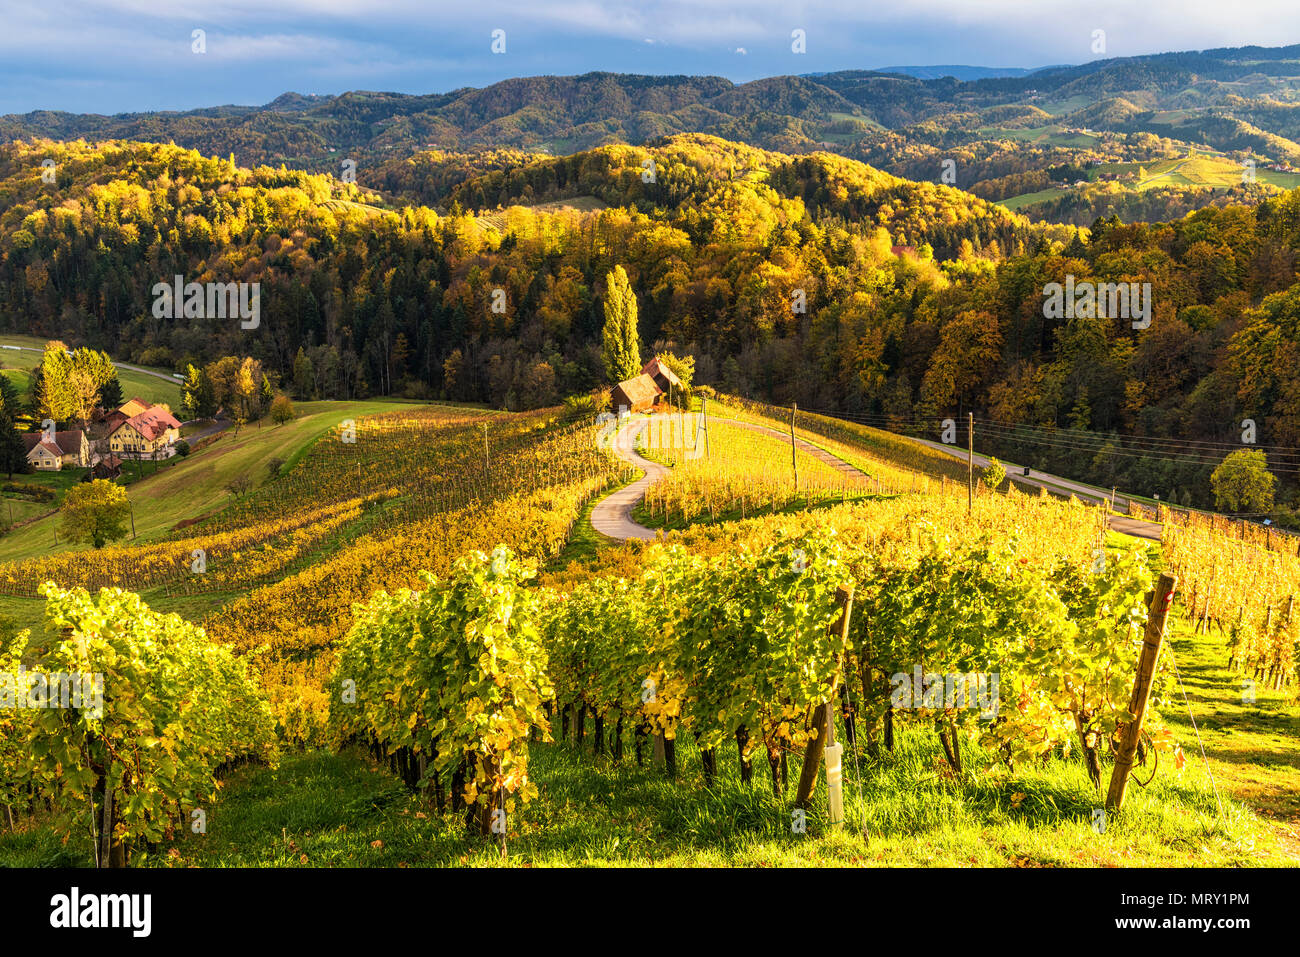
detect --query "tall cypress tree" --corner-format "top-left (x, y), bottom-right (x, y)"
top-left (601, 265), bottom-right (641, 383)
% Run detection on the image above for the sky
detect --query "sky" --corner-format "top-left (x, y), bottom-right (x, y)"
top-left (1, 0), bottom-right (1299, 115)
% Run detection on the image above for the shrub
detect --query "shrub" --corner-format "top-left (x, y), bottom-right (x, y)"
top-left (982, 457), bottom-right (1006, 491)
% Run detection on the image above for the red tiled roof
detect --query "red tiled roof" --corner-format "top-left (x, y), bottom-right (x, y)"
top-left (113, 407), bottom-right (181, 442)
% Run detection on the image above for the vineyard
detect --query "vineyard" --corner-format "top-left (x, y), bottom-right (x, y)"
top-left (1162, 511), bottom-right (1299, 691)
top-left (0, 397), bottom-right (1296, 868)
top-left (0, 584), bottom-right (276, 867)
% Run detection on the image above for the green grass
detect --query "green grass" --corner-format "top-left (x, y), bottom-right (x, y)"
top-left (1001, 149), bottom-right (1300, 214)
top-left (997, 186), bottom-right (1069, 211)
top-left (1258, 169), bottom-right (1300, 189)
top-left (979, 125), bottom-right (1099, 147)
top-left (1, 367), bottom-right (31, 393)
top-left (0, 400), bottom-right (426, 563)
top-left (1159, 616), bottom-right (1300, 859)
top-left (548, 485), bottom-right (625, 570)
top-left (0, 493), bottom-right (54, 529)
top-left (0, 334), bottom-right (180, 408)
top-left (1037, 95), bottom-right (1095, 116)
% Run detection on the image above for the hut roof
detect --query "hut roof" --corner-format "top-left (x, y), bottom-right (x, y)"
top-left (641, 357), bottom-right (683, 390)
top-left (611, 373), bottom-right (661, 410)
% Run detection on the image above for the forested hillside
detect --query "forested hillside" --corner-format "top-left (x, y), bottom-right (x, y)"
top-left (4, 132), bottom-right (1300, 510)
top-left (0, 133), bottom-right (1040, 407)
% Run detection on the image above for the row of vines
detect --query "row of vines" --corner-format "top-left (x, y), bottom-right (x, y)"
top-left (327, 486), bottom-right (1185, 834)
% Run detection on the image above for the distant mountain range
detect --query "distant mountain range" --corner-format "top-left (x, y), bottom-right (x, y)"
top-left (4, 43), bottom-right (1300, 222)
top-left (868, 65), bottom-right (1044, 81)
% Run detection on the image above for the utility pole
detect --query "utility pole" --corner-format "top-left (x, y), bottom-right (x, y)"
top-left (702, 395), bottom-right (712, 457)
top-left (483, 422), bottom-right (490, 471)
top-left (967, 412), bottom-right (974, 515)
top-left (790, 403), bottom-right (799, 494)
top-left (129, 501), bottom-right (136, 539)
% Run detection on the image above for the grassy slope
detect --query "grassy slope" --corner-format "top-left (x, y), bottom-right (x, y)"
top-left (1000, 149), bottom-right (1300, 212)
top-left (997, 186), bottom-right (1069, 211)
top-left (0, 334), bottom-right (181, 408)
top-left (0, 400), bottom-right (425, 562)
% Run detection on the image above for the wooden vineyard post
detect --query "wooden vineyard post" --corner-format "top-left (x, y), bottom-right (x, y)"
top-left (1106, 573), bottom-right (1178, 811)
top-left (795, 584), bottom-right (855, 821)
top-left (1283, 596), bottom-right (1295, 690)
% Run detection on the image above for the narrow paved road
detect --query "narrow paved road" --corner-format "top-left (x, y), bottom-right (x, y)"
top-left (590, 415), bottom-right (878, 542)
top-left (2, 344), bottom-right (179, 384)
top-left (721, 418), bottom-right (869, 481)
top-left (590, 415), bottom-right (873, 542)
top-left (182, 418), bottom-right (233, 443)
top-left (590, 418), bottom-right (667, 541)
top-left (901, 433), bottom-right (1162, 540)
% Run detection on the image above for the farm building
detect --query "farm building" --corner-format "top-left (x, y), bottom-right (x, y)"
top-left (91, 453), bottom-right (123, 480)
top-left (116, 397), bottom-right (153, 418)
top-left (610, 373), bottom-right (661, 414)
top-left (102, 396), bottom-right (158, 433)
top-left (640, 357), bottom-right (683, 395)
top-left (107, 404), bottom-right (182, 459)
top-left (21, 430), bottom-right (90, 471)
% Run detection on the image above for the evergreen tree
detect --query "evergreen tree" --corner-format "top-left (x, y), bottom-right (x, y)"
top-left (293, 347), bottom-right (315, 399)
top-left (100, 374), bottom-right (123, 411)
top-left (180, 364), bottom-right (203, 420)
top-left (601, 265), bottom-right (641, 383)
top-left (180, 364), bottom-right (217, 419)
top-left (0, 379), bottom-right (27, 478)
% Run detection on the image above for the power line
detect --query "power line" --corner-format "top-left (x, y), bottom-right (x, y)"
top-left (794, 406), bottom-right (1300, 471)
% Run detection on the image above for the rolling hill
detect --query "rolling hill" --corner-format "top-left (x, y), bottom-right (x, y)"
top-left (5, 44), bottom-right (1300, 226)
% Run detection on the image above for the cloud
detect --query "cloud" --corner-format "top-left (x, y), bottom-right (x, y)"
top-left (1, 0), bottom-right (1298, 113)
